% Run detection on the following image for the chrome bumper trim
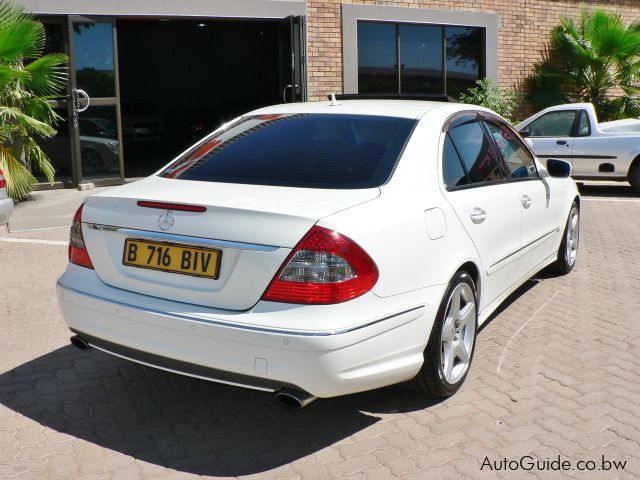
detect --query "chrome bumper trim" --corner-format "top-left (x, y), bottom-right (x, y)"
top-left (57, 280), bottom-right (425, 337)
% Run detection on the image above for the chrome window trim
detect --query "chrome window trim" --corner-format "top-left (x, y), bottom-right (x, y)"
top-left (487, 228), bottom-right (560, 275)
top-left (86, 223), bottom-right (279, 252)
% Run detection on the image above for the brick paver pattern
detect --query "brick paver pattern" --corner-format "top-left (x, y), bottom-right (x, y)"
top-left (1, 193), bottom-right (639, 479)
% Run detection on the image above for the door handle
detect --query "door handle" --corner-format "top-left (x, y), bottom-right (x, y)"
top-left (521, 195), bottom-right (532, 209)
top-left (282, 84), bottom-right (299, 103)
top-left (557, 140), bottom-right (567, 146)
top-left (470, 208), bottom-right (487, 224)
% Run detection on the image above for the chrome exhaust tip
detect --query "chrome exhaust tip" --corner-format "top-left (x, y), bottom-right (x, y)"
top-left (275, 388), bottom-right (317, 410)
top-left (70, 335), bottom-right (90, 350)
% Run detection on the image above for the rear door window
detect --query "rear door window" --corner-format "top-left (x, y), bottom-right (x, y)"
top-left (442, 134), bottom-right (468, 188)
top-left (447, 120), bottom-right (506, 185)
top-left (160, 114), bottom-right (416, 189)
top-left (484, 121), bottom-right (538, 179)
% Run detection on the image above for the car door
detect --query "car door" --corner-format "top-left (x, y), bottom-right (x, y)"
top-left (442, 116), bottom-right (522, 310)
top-left (484, 120), bottom-right (558, 280)
top-left (522, 110), bottom-right (577, 166)
top-left (571, 109), bottom-right (619, 177)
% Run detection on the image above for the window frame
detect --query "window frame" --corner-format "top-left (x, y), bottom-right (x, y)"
top-left (441, 110), bottom-right (541, 192)
top-left (356, 19), bottom-right (486, 96)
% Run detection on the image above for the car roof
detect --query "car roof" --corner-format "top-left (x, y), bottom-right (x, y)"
top-left (247, 99), bottom-right (476, 120)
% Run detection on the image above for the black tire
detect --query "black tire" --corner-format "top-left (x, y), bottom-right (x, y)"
top-left (630, 163), bottom-right (640, 195)
top-left (410, 271), bottom-right (478, 398)
top-left (552, 201), bottom-right (580, 275)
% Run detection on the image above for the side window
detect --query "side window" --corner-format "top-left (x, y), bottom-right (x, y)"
top-left (442, 134), bottom-right (468, 188)
top-left (485, 121), bottom-right (538, 179)
top-left (448, 120), bottom-right (506, 185)
top-left (527, 110), bottom-right (577, 137)
top-left (576, 110), bottom-right (591, 137)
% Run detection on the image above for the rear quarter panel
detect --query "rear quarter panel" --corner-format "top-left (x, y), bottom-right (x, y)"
top-left (319, 108), bottom-right (482, 298)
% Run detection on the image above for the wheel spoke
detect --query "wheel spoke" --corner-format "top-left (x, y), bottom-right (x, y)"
top-left (442, 342), bottom-right (453, 380)
top-left (454, 340), bottom-right (470, 364)
top-left (458, 302), bottom-right (475, 329)
top-left (449, 290), bottom-right (461, 320)
top-left (571, 214), bottom-right (578, 230)
top-left (441, 317), bottom-right (454, 342)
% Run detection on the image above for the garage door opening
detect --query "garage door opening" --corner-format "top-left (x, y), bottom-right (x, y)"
top-left (117, 18), bottom-right (305, 178)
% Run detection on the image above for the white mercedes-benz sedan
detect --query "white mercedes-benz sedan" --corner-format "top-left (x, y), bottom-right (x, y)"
top-left (57, 98), bottom-right (580, 409)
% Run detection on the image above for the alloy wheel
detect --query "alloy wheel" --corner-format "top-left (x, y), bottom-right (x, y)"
top-left (566, 207), bottom-right (579, 266)
top-left (440, 282), bottom-right (476, 384)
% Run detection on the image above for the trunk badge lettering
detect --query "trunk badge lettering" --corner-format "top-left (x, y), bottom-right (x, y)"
top-left (158, 210), bottom-right (175, 231)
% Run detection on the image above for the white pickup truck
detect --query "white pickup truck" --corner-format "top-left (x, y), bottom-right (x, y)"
top-left (517, 103), bottom-right (640, 194)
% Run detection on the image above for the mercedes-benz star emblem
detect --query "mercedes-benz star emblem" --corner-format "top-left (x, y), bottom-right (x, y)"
top-left (157, 210), bottom-right (175, 231)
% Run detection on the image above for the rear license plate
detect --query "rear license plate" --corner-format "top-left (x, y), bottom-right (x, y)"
top-left (122, 238), bottom-right (221, 279)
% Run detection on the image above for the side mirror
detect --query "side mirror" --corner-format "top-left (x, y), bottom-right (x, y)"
top-left (546, 158), bottom-right (572, 178)
top-left (519, 129), bottom-right (530, 138)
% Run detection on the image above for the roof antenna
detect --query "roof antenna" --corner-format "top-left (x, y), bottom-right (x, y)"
top-left (329, 92), bottom-right (341, 106)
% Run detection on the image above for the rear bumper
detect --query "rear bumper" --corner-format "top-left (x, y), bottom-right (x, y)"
top-left (56, 266), bottom-right (446, 398)
top-left (0, 197), bottom-right (13, 225)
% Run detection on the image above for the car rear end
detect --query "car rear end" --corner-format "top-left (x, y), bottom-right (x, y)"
top-left (56, 106), bottom-right (437, 400)
top-left (0, 169), bottom-right (13, 226)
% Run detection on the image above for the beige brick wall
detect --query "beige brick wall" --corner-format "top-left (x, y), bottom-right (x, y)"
top-left (306, 0), bottom-right (640, 118)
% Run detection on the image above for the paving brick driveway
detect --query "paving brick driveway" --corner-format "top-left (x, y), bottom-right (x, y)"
top-left (0, 184), bottom-right (639, 480)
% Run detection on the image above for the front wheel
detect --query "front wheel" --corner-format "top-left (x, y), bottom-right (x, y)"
top-left (410, 271), bottom-right (478, 398)
top-left (552, 202), bottom-right (580, 275)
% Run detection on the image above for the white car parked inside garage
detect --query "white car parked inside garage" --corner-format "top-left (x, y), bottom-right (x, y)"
top-left (517, 102), bottom-right (640, 194)
top-left (56, 97), bottom-right (580, 409)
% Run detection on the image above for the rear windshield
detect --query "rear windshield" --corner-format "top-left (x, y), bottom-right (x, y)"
top-left (159, 113), bottom-right (416, 189)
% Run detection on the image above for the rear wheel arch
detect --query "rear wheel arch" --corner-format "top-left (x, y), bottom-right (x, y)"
top-left (627, 153), bottom-right (640, 178)
top-left (458, 261), bottom-right (480, 304)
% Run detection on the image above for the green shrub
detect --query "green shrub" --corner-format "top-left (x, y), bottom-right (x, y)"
top-left (458, 78), bottom-right (516, 121)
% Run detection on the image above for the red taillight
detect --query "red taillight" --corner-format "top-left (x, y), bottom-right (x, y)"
top-left (69, 204), bottom-right (94, 269)
top-left (262, 226), bottom-right (378, 305)
top-left (137, 201), bottom-right (207, 212)
top-left (0, 168), bottom-right (6, 189)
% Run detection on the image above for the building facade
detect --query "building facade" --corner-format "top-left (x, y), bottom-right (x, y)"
top-left (17, 0), bottom-right (640, 188)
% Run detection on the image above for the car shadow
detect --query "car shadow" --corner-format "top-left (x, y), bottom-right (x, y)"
top-left (577, 182), bottom-right (637, 198)
top-left (478, 276), bottom-right (545, 332)
top-left (0, 345), bottom-right (443, 476)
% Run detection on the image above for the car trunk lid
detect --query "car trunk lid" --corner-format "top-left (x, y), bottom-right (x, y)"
top-left (81, 175), bottom-right (379, 310)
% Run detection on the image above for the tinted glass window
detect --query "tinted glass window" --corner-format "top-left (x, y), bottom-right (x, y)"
top-left (527, 111), bottom-right (576, 137)
top-left (356, 21), bottom-right (485, 96)
top-left (485, 121), bottom-right (537, 179)
top-left (446, 27), bottom-right (483, 98)
top-left (399, 25), bottom-right (443, 94)
top-left (442, 134), bottom-right (468, 188)
top-left (160, 114), bottom-right (416, 189)
top-left (448, 121), bottom-right (505, 184)
top-left (576, 110), bottom-right (590, 137)
top-left (358, 22), bottom-right (398, 93)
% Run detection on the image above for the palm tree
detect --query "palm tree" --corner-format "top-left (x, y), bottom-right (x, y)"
top-left (0, 1), bottom-right (67, 200)
top-left (527, 10), bottom-right (640, 121)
